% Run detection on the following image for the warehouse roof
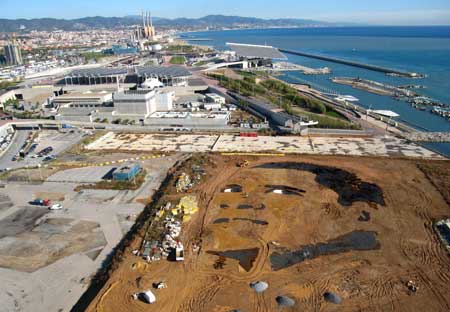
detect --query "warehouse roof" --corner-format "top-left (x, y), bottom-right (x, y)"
top-left (67, 67), bottom-right (129, 77)
top-left (226, 43), bottom-right (287, 60)
top-left (135, 66), bottom-right (192, 78)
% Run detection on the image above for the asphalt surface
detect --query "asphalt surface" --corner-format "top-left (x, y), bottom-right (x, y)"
top-left (0, 130), bottom-right (30, 171)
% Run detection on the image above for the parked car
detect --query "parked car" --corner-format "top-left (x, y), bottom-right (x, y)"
top-left (43, 155), bottom-right (56, 162)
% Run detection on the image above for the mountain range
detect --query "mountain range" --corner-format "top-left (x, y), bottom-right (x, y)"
top-left (0, 15), bottom-right (332, 32)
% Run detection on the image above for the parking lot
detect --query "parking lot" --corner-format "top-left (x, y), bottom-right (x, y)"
top-left (47, 166), bottom-right (116, 183)
top-left (86, 132), bottom-right (444, 159)
top-left (0, 154), bottom-right (181, 312)
top-left (0, 129), bottom-right (86, 171)
top-left (87, 132), bottom-right (219, 153)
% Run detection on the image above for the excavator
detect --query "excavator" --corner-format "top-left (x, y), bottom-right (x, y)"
top-left (237, 160), bottom-right (249, 168)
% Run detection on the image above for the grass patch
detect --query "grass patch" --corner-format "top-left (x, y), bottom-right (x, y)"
top-left (194, 60), bottom-right (209, 66)
top-left (296, 109), bottom-right (360, 130)
top-left (0, 80), bottom-right (21, 91)
top-left (207, 71), bottom-right (359, 130)
top-left (170, 56), bottom-right (186, 65)
top-left (80, 52), bottom-right (110, 63)
top-left (167, 45), bottom-right (196, 53)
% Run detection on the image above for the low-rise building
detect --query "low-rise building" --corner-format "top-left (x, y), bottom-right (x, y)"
top-left (229, 92), bottom-right (318, 134)
top-left (53, 91), bottom-right (113, 107)
top-left (112, 162), bottom-right (141, 181)
top-left (205, 93), bottom-right (226, 105)
top-left (147, 111), bottom-right (230, 127)
top-left (203, 102), bottom-right (222, 111)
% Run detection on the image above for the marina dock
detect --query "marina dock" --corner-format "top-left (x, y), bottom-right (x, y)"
top-left (279, 49), bottom-right (424, 78)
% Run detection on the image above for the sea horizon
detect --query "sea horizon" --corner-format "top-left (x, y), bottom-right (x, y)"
top-left (182, 26), bottom-right (450, 156)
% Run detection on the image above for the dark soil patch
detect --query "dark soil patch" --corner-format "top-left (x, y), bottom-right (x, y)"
top-left (213, 218), bottom-right (230, 224)
top-left (257, 162), bottom-right (385, 206)
top-left (233, 218), bottom-right (269, 225)
top-left (237, 204), bottom-right (253, 210)
top-left (222, 184), bottom-right (242, 193)
top-left (207, 248), bottom-right (259, 272)
top-left (270, 230), bottom-right (380, 270)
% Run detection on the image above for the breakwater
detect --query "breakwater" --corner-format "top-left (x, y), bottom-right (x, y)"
top-left (279, 49), bottom-right (424, 78)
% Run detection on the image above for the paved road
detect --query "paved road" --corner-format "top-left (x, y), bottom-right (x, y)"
top-left (0, 130), bottom-right (30, 170)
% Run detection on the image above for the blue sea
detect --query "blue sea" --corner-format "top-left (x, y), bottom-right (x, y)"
top-left (181, 26), bottom-right (450, 157)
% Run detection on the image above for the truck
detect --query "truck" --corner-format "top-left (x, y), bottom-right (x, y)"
top-left (30, 198), bottom-right (50, 206)
top-left (237, 160), bottom-right (249, 168)
top-left (175, 243), bottom-right (184, 261)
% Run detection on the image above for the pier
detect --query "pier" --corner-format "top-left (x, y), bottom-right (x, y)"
top-left (263, 62), bottom-right (331, 74)
top-left (279, 49), bottom-right (423, 78)
top-left (404, 132), bottom-right (450, 143)
top-left (331, 77), bottom-right (417, 97)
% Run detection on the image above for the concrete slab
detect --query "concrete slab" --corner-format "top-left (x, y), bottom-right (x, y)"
top-left (86, 132), bottom-right (444, 159)
top-left (47, 166), bottom-right (116, 183)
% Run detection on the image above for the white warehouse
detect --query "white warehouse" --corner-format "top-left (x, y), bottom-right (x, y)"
top-left (113, 89), bottom-right (174, 118)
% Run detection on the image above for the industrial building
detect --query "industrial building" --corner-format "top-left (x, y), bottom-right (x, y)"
top-left (54, 65), bottom-right (231, 128)
top-left (112, 162), bottom-right (141, 181)
top-left (133, 66), bottom-right (192, 87)
top-left (63, 66), bottom-right (192, 88)
top-left (229, 92), bottom-right (318, 134)
top-left (63, 68), bottom-right (129, 86)
top-left (226, 43), bottom-right (287, 69)
top-left (147, 111), bottom-right (230, 127)
top-left (133, 11), bottom-right (156, 41)
top-left (104, 45), bottom-right (138, 55)
top-left (113, 88), bottom-right (173, 116)
top-left (114, 89), bottom-right (162, 117)
top-left (52, 91), bottom-right (113, 107)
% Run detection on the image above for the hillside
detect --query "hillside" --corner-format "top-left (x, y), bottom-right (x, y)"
top-left (0, 15), bottom-right (330, 32)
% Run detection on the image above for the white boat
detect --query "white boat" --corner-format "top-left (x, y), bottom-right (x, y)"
top-left (335, 95), bottom-right (359, 102)
top-left (370, 110), bottom-right (400, 118)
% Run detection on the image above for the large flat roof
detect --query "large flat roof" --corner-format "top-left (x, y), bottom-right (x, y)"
top-left (67, 66), bottom-right (192, 78)
top-left (135, 66), bottom-right (192, 78)
top-left (67, 67), bottom-right (129, 77)
top-left (226, 43), bottom-right (287, 60)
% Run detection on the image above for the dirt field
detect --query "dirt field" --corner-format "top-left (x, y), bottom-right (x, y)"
top-left (86, 155), bottom-right (450, 312)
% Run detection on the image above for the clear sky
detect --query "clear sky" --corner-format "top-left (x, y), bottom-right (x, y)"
top-left (1, 0), bottom-right (450, 25)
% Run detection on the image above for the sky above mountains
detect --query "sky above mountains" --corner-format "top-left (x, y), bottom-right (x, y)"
top-left (1, 0), bottom-right (449, 25)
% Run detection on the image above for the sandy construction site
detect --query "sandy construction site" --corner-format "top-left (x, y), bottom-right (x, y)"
top-left (86, 154), bottom-right (450, 312)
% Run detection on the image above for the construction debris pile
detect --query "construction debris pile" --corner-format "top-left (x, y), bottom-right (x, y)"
top-left (140, 217), bottom-right (184, 263)
top-left (176, 166), bottom-right (206, 193)
top-left (176, 173), bottom-right (192, 193)
top-left (139, 196), bottom-right (200, 263)
top-left (172, 195), bottom-right (199, 223)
